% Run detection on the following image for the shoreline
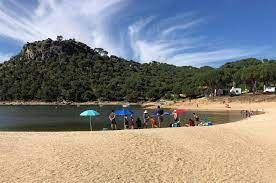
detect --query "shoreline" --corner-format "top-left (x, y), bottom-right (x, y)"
top-left (0, 100), bottom-right (172, 106)
top-left (0, 100), bottom-right (143, 106)
top-left (0, 96), bottom-right (274, 109)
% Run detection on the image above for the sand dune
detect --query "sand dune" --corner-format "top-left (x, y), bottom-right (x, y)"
top-left (0, 103), bottom-right (276, 182)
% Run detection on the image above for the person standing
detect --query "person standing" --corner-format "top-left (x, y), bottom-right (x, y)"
top-left (124, 115), bottom-right (129, 129)
top-left (157, 106), bottom-right (164, 128)
top-left (109, 110), bottom-right (117, 130)
top-left (143, 110), bottom-right (150, 128)
top-left (192, 113), bottom-right (199, 126)
top-left (130, 115), bottom-right (135, 129)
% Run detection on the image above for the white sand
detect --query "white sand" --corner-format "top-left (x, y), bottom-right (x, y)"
top-left (0, 102), bottom-right (276, 182)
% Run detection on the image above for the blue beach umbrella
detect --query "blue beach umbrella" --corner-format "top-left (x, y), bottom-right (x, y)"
top-left (80, 110), bottom-right (100, 131)
top-left (115, 109), bottom-right (134, 129)
top-left (114, 109), bottom-right (134, 116)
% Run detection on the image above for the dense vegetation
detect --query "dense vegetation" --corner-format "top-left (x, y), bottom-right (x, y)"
top-left (0, 38), bottom-right (275, 102)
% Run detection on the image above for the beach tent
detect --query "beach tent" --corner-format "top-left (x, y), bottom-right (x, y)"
top-left (80, 110), bottom-right (100, 131)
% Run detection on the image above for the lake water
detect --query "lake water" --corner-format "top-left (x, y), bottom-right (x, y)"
top-left (0, 105), bottom-right (253, 131)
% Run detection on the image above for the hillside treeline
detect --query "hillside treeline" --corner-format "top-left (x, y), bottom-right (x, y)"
top-left (0, 38), bottom-right (275, 102)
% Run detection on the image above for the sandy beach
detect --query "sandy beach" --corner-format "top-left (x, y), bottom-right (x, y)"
top-left (0, 101), bottom-right (276, 182)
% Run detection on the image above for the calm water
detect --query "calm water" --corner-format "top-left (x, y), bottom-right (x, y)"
top-left (0, 105), bottom-right (250, 131)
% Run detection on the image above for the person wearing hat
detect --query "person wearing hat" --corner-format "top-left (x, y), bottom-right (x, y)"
top-left (109, 110), bottom-right (117, 130)
top-left (143, 110), bottom-right (150, 128)
top-left (172, 110), bottom-right (178, 122)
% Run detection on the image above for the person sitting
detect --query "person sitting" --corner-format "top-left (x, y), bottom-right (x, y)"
top-left (192, 113), bottom-right (199, 126)
top-left (225, 103), bottom-right (231, 108)
top-left (172, 110), bottom-right (179, 122)
top-left (171, 121), bottom-right (181, 128)
top-left (188, 118), bottom-right (195, 127)
top-left (151, 117), bottom-right (158, 128)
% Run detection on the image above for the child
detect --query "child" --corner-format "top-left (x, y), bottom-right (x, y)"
top-left (188, 118), bottom-right (195, 127)
top-left (124, 115), bottom-right (129, 129)
top-left (192, 113), bottom-right (199, 126)
top-left (151, 117), bottom-right (158, 128)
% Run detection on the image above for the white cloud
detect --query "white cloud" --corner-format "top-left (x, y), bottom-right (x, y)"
top-left (162, 18), bottom-right (204, 36)
top-left (128, 14), bottom-right (262, 66)
top-left (0, 53), bottom-right (12, 63)
top-left (0, 1), bottom-right (266, 66)
top-left (0, 0), bottom-right (127, 56)
top-left (169, 48), bottom-right (261, 66)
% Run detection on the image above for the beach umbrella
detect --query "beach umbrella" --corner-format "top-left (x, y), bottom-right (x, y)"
top-left (80, 110), bottom-right (100, 131)
top-left (115, 109), bottom-right (134, 129)
top-left (175, 109), bottom-right (187, 116)
top-left (114, 109), bottom-right (134, 116)
top-left (174, 109), bottom-right (187, 122)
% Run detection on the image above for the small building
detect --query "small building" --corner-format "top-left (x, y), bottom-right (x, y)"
top-left (264, 85), bottom-right (276, 93)
top-left (230, 87), bottom-right (242, 96)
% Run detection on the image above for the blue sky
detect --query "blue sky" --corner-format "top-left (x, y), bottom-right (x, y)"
top-left (0, 0), bottom-right (275, 66)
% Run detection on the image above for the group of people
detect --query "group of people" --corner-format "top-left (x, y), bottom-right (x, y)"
top-left (108, 110), bottom-right (138, 130)
top-left (241, 110), bottom-right (253, 118)
top-left (108, 106), bottom-right (202, 130)
top-left (167, 111), bottom-right (200, 127)
top-left (143, 106), bottom-right (164, 128)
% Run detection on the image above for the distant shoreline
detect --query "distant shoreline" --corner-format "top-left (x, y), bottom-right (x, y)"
top-left (1, 95), bottom-right (276, 110)
top-left (0, 100), bottom-right (138, 106)
top-left (0, 100), bottom-right (173, 108)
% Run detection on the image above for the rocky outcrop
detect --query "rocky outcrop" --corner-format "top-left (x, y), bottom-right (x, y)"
top-left (21, 38), bottom-right (94, 62)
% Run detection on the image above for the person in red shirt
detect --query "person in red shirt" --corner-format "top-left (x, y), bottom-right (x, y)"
top-left (188, 118), bottom-right (195, 127)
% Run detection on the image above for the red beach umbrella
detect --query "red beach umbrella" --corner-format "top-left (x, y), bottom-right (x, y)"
top-left (174, 109), bottom-right (187, 123)
top-left (175, 109), bottom-right (187, 116)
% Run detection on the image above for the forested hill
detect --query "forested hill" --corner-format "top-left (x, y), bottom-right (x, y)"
top-left (0, 38), bottom-right (276, 102)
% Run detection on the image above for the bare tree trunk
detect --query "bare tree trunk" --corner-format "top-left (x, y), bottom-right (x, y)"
top-left (252, 79), bottom-right (257, 94)
top-left (232, 81), bottom-right (236, 88)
